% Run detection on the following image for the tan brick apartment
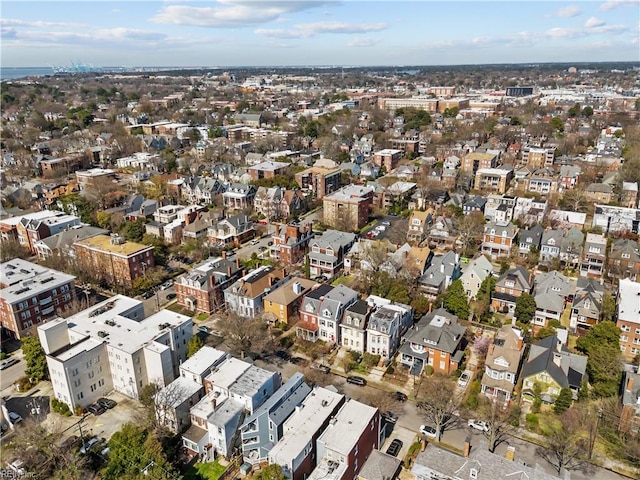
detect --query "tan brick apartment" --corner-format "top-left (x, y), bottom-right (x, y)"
top-left (295, 166), bottom-right (341, 199)
top-left (617, 278), bottom-right (640, 361)
top-left (323, 185), bottom-right (374, 231)
top-left (474, 167), bottom-right (514, 194)
top-left (378, 97), bottom-right (438, 112)
top-left (461, 152), bottom-right (498, 174)
top-left (522, 144), bottom-right (556, 169)
top-left (73, 234), bottom-right (155, 288)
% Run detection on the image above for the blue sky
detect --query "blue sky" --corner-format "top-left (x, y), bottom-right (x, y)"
top-left (1, 1), bottom-right (638, 67)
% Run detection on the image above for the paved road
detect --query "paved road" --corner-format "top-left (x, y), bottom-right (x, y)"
top-left (1, 358), bottom-right (26, 397)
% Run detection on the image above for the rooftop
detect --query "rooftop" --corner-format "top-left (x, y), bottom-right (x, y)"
top-left (75, 234), bottom-right (153, 256)
top-left (179, 346), bottom-right (227, 377)
top-left (324, 185), bottom-right (374, 202)
top-left (317, 398), bottom-right (377, 455)
top-left (0, 259), bottom-right (75, 303)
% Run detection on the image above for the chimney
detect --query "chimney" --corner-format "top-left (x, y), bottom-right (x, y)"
top-left (505, 445), bottom-right (515, 461)
top-left (227, 265), bottom-right (232, 277)
top-left (222, 250), bottom-right (226, 259)
top-left (463, 437), bottom-right (471, 457)
top-left (626, 375), bottom-right (634, 393)
top-left (552, 352), bottom-right (562, 367)
top-left (488, 344), bottom-right (495, 354)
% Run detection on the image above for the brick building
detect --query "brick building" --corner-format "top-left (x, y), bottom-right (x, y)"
top-left (73, 234), bottom-right (155, 288)
top-left (271, 223), bottom-right (314, 266)
top-left (617, 278), bottom-right (640, 361)
top-left (295, 166), bottom-right (341, 199)
top-left (15, 211), bottom-right (81, 254)
top-left (372, 149), bottom-right (402, 172)
top-left (248, 161), bottom-right (289, 181)
top-left (323, 185), bottom-right (374, 231)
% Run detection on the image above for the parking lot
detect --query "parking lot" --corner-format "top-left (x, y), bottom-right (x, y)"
top-left (361, 215), bottom-right (408, 245)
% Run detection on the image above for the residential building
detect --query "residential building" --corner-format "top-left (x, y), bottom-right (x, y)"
top-left (534, 270), bottom-right (573, 301)
top-left (518, 224), bottom-right (543, 256)
top-left (539, 229), bottom-right (563, 264)
top-left (426, 216), bottom-right (457, 251)
top-left (585, 183), bottom-right (614, 204)
top-left (357, 450), bottom-right (401, 480)
top-left (481, 221), bottom-right (518, 260)
top-left (37, 295), bottom-right (192, 410)
top-left (621, 182), bottom-right (638, 209)
top-left (521, 144), bottom-right (556, 169)
top-left (481, 325), bottom-right (525, 404)
top-left (418, 251), bottom-right (460, 299)
top-left (483, 195), bottom-right (516, 223)
top-left (365, 296), bottom-right (413, 361)
top-left (548, 209), bottom-right (587, 230)
top-left (0, 211), bottom-right (61, 243)
top-left (308, 399), bottom-right (380, 480)
top-left (207, 214), bottom-right (254, 247)
top-left (297, 285), bottom-right (358, 343)
top-left (533, 291), bottom-right (565, 329)
top-left (558, 165), bottom-right (581, 191)
top-left (340, 300), bottom-right (371, 354)
top-left (621, 371), bottom-right (640, 434)
top-left (34, 225), bottom-right (109, 260)
top-left (580, 233), bottom-right (607, 278)
top-left (75, 168), bottom-right (116, 188)
top-left (406, 210), bottom-right (431, 244)
top-left (491, 266), bottom-right (533, 315)
top-left (255, 187), bottom-right (306, 221)
top-left (399, 308), bottom-right (466, 375)
top-left (462, 195), bottom-right (487, 216)
top-left (263, 277), bottom-right (318, 325)
top-left (570, 278), bottom-right (604, 332)
top-left (323, 185), bottom-right (374, 231)
top-left (222, 183), bottom-right (256, 211)
top-left (560, 227), bottom-right (584, 268)
top-left (473, 167), bottom-right (514, 194)
top-left (176, 256), bottom-right (244, 314)
top-left (268, 386), bottom-right (346, 480)
top-left (248, 161), bottom-right (289, 180)
top-left (270, 223), bottom-right (314, 266)
top-left (73, 234), bottom-right (155, 289)
top-left (617, 278), bottom-right (640, 361)
top-left (15, 211), bottom-right (81, 254)
top-left (241, 372), bottom-right (312, 465)
top-left (372, 149), bottom-right (402, 172)
top-left (608, 239), bottom-right (640, 281)
top-left (308, 230), bottom-right (356, 279)
top-left (295, 166), bottom-right (341, 199)
top-left (521, 335), bottom-right (587, 403)
top-left (0, 259), bottom-right (76, 339)
top-left (592, 204), bottom-right (640, 235)
top-left (224, 266), bottom-right (288, 318)
top-left (459, 255), bottom-right (494, 300)
top-left (461, 152), bottom-right (497, 174)
top-left (156, 346), bottom-right (227, 433)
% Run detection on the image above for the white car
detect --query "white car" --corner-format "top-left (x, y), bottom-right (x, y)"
top-left (419, 425), bottom-right (437, 439)
top-left (250, 239), bottom-right (259, 245)
top-left (457, 371), bottom-right (471, 388)
top-left (467, 419), bottom-right (489, 432)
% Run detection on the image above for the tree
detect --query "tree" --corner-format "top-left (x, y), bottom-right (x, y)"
top-left (477, 399), bottom-right (520, 453)
top-left (417, 376), bottom-right (460, 440)
top-left (553, 387), bottom-right (573, 414)
top-left (514, 293), bottom-right (536, 324)
top-left (0, 239), bottom-right (31, 262)
top-left (102, 423), bottom-right (177, 480)
top-left (456, 211), bottom-right (485, 257)
top-left (443, 280), bottom-right (469, 319)
top-left (187, 335), bottom-right (204, 358)
top-left (219, 313), bottom-right (273, 358)
top-left (534, 325), bottom-right (557, 341)
top-left (537, 408), bottom-right (587, 474)
top-left (411, 295), bottom-right (431, 318)
top-left (576, 320), bottom-right (622, 398)
top-left (549, 116), bottom-right (564, 133)
top-left (257, 464), bottom-right (287, 480)
top-left (600, 292), bottom-right (615, 321)
top-left (22, 335), bottom-right (48, 382)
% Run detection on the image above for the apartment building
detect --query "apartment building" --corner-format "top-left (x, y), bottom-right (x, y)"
top-left (34, 225), bottom-right (108, 260)
top-left (378, 97), bottom-right (438, 112)
top-left (0, 259), bottom-right (76, 339)
top-left (474, 167), bottom-right (514, 194)
top-left (224, 266), bottom-right (288, 318)
top-left (37, 295), bottom-right (192, 410)
top-left (295, 166), bottom-right (341, 199)
top-left (271, 223), bottom-right (314, 266)
top-left (176, 256), bottom-right (244, 314)
top-left (263, 277), bottom-right (318, 325)
top-left (308, 399), bottom-right (380, 480)
top-left (461, 152), bottom-right (497, 174)
top-left (372, 149), bottom-right (403, 172)
top-left (75, 168), bottom-right (116, 188)
top-left (521, 144), bottom-right (556, 169)
top-left (592, 205), bottom-right (640, 235)
top-left (248, 161), bottom-right (289, 180)
top-left (365, 297), bottom-right (413, 361)
top-left (73, 234), bottom-right (155, 288)
top-left (481, 325), bottom-right (525, 405)
top-left (269, 386), bottom-right (346, 480)
top-left (15, 211), bottom-right (81, 254)
top-left (617, 278), bottom-right (640, 361)
top-left (323, 185), bottom-right (374, 231)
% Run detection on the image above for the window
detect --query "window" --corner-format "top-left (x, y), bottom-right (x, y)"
top-left (470, 469), bottom-right (478, 479)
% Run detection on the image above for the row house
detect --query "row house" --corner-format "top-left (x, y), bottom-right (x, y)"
top-left (617, 279), bottom-right (640, 361)
top-left (308, 230), bottom-right (356, 279)
top-left (224, 266), bottom-right (288, 318)
top-left (208, 214), bottom-right (254, 247)
top-left (399, 308), bottom-right (466, 376)
top-left (38, 296), bottom-right (192, 410)
top-left (621, 371), bottom-right (640, 434)
top-left (539, 227), bottom-right (584, 268)
top-left (462, 194), bottom-right (487, 216)
top-left (518, 224), bottom-right (543, 257)
top-left (16, 212), bottom-right (81, 254)
top-left (491, 266), bottom-right (533, 315)
top-left (580, 233), bottom-right (607, 278)
top-left (181, 176), bottom-right (226, 205)
top-left (592, 205), bottom-right (640, 235)
top-left (569, 278), bottom-right (604, 332)
top-left (263, 278), bottom-right (318, 325)
top-left (340, 300), bottom-right (371, 354)
top-left (608, 238), bottom-right (640, 281)
top-left (621, 181), bottom-right (638, 209)
top-left (418, 251), bottom-right (460, 299)
top-left (483, 194), bottom-right (516, 223)
top-left (255, 187), bottom-right (306, 221)
top-left (323, 185), bottom-right (374, 231)
top-left (459, 255), bottom-right (494, 300)
top-left (473, 167), bottom-right (514, 194)
top-left (481, 325), bottom-right (525, 405)
top-left (364, 296), bottom-right (413, 361)
top-left (533, 291), bottom-right (565, 330)
top-left (0, 259), bottom-right (76, 339)
top-left (297, 285), bottom-right (358, 343)
top-left (34, 225), bottom-right (108, 260)
top-left (270, 223), bottom-right (314, 266)
top-left (558, 165), bottom-right (581, 191)
top-left (481, 221), bottom-right (518, 260)
top-left (73, 234), bottom-right (155, 289)
top-left (513, 197), bottom-right (547, 226)
top-left (223, 183), bottom-right (257, 211)
top-left (294, 166), bottom-right (341, 199)
top-left (176, 256), bottom-right (244, 314)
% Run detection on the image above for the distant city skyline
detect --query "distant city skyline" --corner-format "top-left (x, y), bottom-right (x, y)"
top-left (1, 1), bottom-right (639, 68)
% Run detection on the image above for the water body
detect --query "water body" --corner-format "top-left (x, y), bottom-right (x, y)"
top-left (1, 67), bottom-right (56, 81)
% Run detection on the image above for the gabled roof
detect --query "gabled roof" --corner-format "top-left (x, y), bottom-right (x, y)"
top-left (496, 266), bottom-right (532, 291)
top-left (522, 335), bottom-right (587, 389)
top-left (534, 291), bottom-right (564, 313)
top-left (402, 308), bottom-right (464, 354)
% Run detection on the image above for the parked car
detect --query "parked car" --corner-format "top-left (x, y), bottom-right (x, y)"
top-left (346, 376), bottom-right (367, 386)
top-left (142, 290), bottom-right (154, 299)
top-left (159, 280), bottom-right (173, 290)
top-left (80, 436), bottom-right (103, 454)
top-left (310, 363), bottom-right (330, 374)
top-left (96, 397), bottom-right (117, 410)
top-left (275, 350), bottom-right (291, 361)
top-left (394, 391), bottom-right (408, 402)
top-left (386, 439), bottom-right (403, 457)
top-left (198, 325), bottom-right (211, 334)
top-left (381, 411), bottom-right (398, 424)
top-left (467, 419), bottom-right (489, 432)
top-left (0, 358), bottom-right (19, 370)
top-left (166, 293), bottom-right (177, 300)
top-left (457, 371), bottom-right (471, 388)
top-left (250, 239), bottom-right (259, 245)
top-left (8, 412), bottom-right (22, 424)
top-left (419, 425), bottom-right (437, 439)
top-left (86, 403), bottom-right (106, 416)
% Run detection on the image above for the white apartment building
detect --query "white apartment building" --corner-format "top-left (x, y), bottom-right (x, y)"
top-left (37, 295), bottom-right (193, 410)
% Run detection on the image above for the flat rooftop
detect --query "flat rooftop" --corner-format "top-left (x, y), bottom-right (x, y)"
top-left (75, 234), bottom-right (153, 256)
top-left (324, 185), bottom-right (374, 202)
top-left (0, 260), bottom-right (76, 303)
top-left (230, 365), bottom-right (277, 398)
top-left (180, 346), bottom-right (227, 377)
top-left (317, 399), bottom-right (377, 455)
top-left (206, 357), bottom-right (252, 390)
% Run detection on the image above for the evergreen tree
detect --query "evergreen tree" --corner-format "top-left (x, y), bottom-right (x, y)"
top-left (514, 293), bottom-right (536, 324)
top-left (443, 279), bottom-right (469, 319)
top-left (553, 387), bottom-right (572, 414)
top-left (187, 335), bottom-right (204, 358)
top-left (22, 335), bottom-right (48, 382)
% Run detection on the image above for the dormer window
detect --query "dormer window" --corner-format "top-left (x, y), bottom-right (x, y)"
top-left (470, 468), bottom-right (478, 479)
top-left (490, 229), bottom-right (495, 235)
top-left (323, 308), bottom-right (331, 318)
top-left (502, 230), bottom-right (507, 237)
top-left (622, 253), bottom-right (631, 259)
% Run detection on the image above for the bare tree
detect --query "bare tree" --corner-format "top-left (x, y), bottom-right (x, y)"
top-left (417, 376), bottom-right (461, 440)
top-left (477, 398), bottom-right (519, 453)
top-left (218, 312), bottom-right (273, 358)
top-left (456, 211), bottom-right (486, 257)
top-left (537, 408), bottom-right (588, 475)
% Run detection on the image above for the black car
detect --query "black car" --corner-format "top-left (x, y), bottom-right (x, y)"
top-left (275, 350), bottom-right (291, 361)
top-left (86, 403), bottom-right (106, 416)
top-left (96, 397), bottom-right (117, 409)
top-left (142, 291), bottom-right (154, 299)
top-left (394, 391), bottom-right (408, 402)
top-left (381, 411), bottom-right (398, 424)
top-left (346, 376), bottom-right (367, 386)
top-left (386, 439), bottom-right (403, 457)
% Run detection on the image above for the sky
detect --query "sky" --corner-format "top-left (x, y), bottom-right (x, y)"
top-left (1, 1), bottom-right (639, 68)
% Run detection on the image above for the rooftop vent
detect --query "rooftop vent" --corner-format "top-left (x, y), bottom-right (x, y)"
top-left (97, 331), bottom-right (108, 338)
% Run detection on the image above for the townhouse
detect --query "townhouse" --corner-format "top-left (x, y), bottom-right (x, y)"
top-left (176, 256), bottom-right (244, 314)
top-left (481, 325), bottom-right (525, 405)
top-left (323, 185), bottom-right (374, 231)
top-left (592, 205), bottom-right (640, 235)
top-left (621, 182), bottom-right (639, 209)
top-left (365, 296), bottom-right (413, 362)
top-left (399, 308), bottom-right (466, 375)
top-left (481, 221), bottom-right (518, 260)
top-left (483, 195), bottom-right (516, 223)
top-left (418, 251), bottom-right (460, 299)
top-left (518, 224), bottom-right (543, 257)
top-left (559, 227), bottom-right (584, 268)
top-left (0, 259), bottom-right (76, 339)
top-left (270, 223), bottom-right (314, 266)
top-left (16, 211), bottom-right (81, 254)
top-left (607, 238), bottom-right (640, 281)
top-left (570, 278), bottom-right (604, 332)
top-left (308, 230), bottom-right (356, 279)
top-left (539, 229), bottom-right (563, 264)
top-left (37, 295), bottom-right (192, 410)
top-left (263, 277), bottom-right (318, 326)
top-left (617, 278), bottom-right (640, 361)
top-left (222, 183), bottom-right (257, 211)
top-left (558, 165), bottom-right (581, 191)
top-left (207, 214), bottom-right (254, 247)
top-left (340, 299), bottom-right (371, 354)
top-left (224, 266), bottom-right (288, 318)
top-left (580, 233), bottom-right (607, 278)
top-left (297, 285), bottom-right (358, 343)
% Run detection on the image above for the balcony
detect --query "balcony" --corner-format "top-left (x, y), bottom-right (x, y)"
top-left (40, 296), bottom-right (52, 305)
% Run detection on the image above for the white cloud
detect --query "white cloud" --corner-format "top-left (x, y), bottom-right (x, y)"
top-left (150, 1), bottom-right (333, 27)
top-left (585, 17), bottom-right (606, 28)
top-left (0, 18), bottom-right (83, 28)
top-left (347, 37), bottom-right (374, 47)
top-left (544, 27), bottom-right (583, 39)
top-left (600, 0), bottom-right (638, 11)
top-left (553, 5), bottom-right (582, 18)
top-left (257, 21), bottom-right (387, 39)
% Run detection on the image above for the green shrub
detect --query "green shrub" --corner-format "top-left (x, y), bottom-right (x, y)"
top-left (525, 413), bottom-right (539, 431)
top-left (74, 405), bottom-right (85, 416)
top-left (348, 350), bottom-right (361, 362)
top-left (16, 376), bottom-right (34, 392)
top-left (0, 352), bottom-right (7, 360)
top-left (423, 365), bottom-right (434, 376)
top-left (279, 336), bottom-right (294, 348)
top-left (362, 352), bottom-right (380, 368)
top-left (386, 366), bottom-right (395, 375)
top-left (51, 398), bottom-right (72, 416)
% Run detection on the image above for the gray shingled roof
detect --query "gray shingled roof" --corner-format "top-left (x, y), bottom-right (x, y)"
top-left (521, 335), bottom-right (587, 390)
top-left (402, 308), bottom-right (464, 354)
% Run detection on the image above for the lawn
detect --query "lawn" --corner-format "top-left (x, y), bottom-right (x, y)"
top-left (183, 459), bottom-right (227, 480)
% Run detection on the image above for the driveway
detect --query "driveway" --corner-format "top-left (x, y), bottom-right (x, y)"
top-left (361, 215), bottom-right (408, 244)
